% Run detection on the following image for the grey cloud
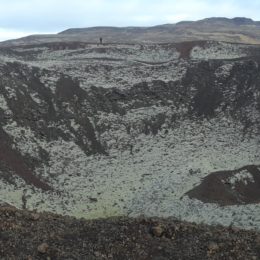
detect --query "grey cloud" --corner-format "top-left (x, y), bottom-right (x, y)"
top-left (0, 0), bottom-right (260, 41)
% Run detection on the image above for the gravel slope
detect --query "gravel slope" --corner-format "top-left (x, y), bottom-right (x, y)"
top-left (1, 206), bottom-right (260, 260)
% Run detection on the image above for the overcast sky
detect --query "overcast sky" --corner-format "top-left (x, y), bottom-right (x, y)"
top-left (0, 0), bottom-right (260, 41)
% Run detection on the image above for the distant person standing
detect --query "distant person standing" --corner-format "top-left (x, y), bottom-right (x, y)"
top-left (99, 37), bottom-right (103, 45)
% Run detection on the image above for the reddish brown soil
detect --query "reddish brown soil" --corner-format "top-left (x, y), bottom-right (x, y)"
top-left (0, 206), bottom-right (260, 260)
top-left (0, 129), bottom-right (51, 191)
top-left (175, 41), bottom-right (207, 59)
top-left (187, 165), bottom-right (260, 206)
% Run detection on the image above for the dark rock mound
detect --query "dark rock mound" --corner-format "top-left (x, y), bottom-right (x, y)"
top-left (187, 165), bottom-right (260, 206)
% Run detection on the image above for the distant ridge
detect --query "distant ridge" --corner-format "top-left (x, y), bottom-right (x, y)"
top-left (58, 17), bottom-right (260, 34)
top-left (1, 17), bottom-right (260, 46)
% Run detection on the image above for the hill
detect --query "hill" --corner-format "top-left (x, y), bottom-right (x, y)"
top-left (1, 17), bottom-right (260, 46)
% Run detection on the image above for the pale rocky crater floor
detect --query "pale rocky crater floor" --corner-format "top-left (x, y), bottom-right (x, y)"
top-left (0, 40), bottom-right (259, 230)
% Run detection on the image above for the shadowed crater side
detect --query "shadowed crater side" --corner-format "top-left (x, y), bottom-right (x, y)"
top-left (186, 165), bottom-right (260, 206)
